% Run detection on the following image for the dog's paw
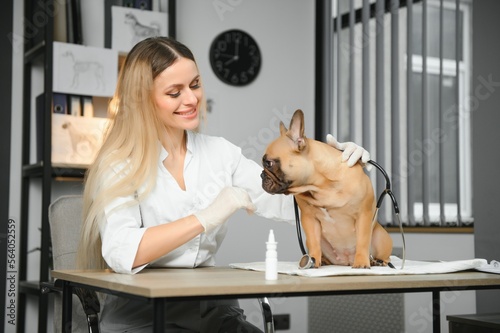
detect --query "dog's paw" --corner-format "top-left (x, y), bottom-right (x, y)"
top-left (352, 255), bottom-right (371, 269)
top-left (309, 252), bottom-right (322, 268)
top-left (352, 259), bottom-right (371, 268)
top-left (370, 258), bottom-right (389, 267)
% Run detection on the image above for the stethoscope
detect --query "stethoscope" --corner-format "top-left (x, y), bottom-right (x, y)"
top-left (296, 160), bottom-right (406, 270)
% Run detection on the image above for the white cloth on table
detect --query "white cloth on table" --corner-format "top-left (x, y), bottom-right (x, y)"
top-left (230, 256), bottom-right (492, 277)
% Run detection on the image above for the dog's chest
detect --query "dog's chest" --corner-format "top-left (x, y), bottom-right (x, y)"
top-left (313, 206), bottom-right (358, 243)
top-left (314, 207), bottom-right (354, 228)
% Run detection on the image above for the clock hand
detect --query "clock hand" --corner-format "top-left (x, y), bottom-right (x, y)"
top-left (217, 53), bottom-right (234, 59)
top-left (234, 39), bottom-right (240, 57)
top-left (223, 40), bottom-right (241, 65)
top-left (224, 56), bottom-right (238, 65)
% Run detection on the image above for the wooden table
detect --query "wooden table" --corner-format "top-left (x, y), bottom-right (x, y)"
top-left (52, 267), bottom-right (500, 333)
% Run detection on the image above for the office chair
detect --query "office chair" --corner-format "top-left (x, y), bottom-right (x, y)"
top-left (46, 195), bottom-right (274, 333)
top-left (43, 194), bottom-right (100, 333)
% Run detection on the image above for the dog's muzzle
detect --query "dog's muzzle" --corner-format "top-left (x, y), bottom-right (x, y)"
top-left (261, 168), bottom-right (291, 194)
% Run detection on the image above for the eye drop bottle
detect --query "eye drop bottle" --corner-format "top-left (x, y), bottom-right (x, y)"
top-left (265, 229), bottom-right (278, 280)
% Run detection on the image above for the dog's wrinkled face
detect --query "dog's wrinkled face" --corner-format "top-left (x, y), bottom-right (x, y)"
top-left (261, 155), bottom-right (291, 194)
top-left (261, 109), bottom-right (311, 194)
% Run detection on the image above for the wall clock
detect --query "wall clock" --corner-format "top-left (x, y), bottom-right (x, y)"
top-left (209, 29), bottom-right (261, 86)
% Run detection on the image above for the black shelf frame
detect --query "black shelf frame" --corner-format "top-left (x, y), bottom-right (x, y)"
top-left (22, 162), bottom-right (87, 179)
top-left (18, 0), bottom-right (55, 331)
top-left (17, 1), bottom-right (177, 332)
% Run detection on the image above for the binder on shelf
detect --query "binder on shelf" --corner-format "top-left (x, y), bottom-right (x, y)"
top-left (35, 93), bottom-right (45, 162)
top-left (69, 95), bottom-right (82, 116)
top-left (135, 0), bottom-right (152, 10)
top-left (123, 0), bottom-right (153, 10)
top-left (82, 96), bottom-right (94, 117)
top-left (123, 0), bottom-right (135, 7)
top-left (53, 93), bottom-right (68, 114)
top-left (54, 0), bottom-right (68, 42)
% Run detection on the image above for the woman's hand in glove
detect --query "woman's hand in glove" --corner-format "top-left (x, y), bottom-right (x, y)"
top-left (326, 134), bottom-right (372, 170)
top-left (194, 187), bottom-right (256, 232)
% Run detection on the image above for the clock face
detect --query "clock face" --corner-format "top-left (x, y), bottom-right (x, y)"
top-left (209, 29), bottom-right (261, 86)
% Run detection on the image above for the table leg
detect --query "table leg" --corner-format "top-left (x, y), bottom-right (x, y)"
top-left (432, 291), bottom-right (441, 333)
top-left (61, 281), bottom-right (73, 333)
top-left (153, 298), bottom-right (165, 333)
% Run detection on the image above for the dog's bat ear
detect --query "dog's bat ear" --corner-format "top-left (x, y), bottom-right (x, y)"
top-left (288, 110), bottom-right (307, 151)
top-left (279, 121), bottom-right (287, 135)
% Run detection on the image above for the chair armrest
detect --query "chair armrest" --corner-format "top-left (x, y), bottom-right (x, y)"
top-left (40, 281), bottom-right (62, 294)
top-left (41, 280), bottom-right (100, 316)
top-left (74, 287), bottom-right (100, 316)
top-left (42, 279), bottom-right (101, 333)
top-left (258, 297), bottom-right (275, 333)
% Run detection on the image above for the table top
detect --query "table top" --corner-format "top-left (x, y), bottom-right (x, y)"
top-left (51, 267), bottom-right (500, 299)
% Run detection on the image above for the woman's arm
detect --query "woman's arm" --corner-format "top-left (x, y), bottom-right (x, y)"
top-left (133, 215), bottom-right (203, 268)
top-left (133, 187), bottom-right (254, 268)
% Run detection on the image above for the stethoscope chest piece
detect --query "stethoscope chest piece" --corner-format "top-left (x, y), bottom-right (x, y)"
top-left (298, 254), bottom-right (316, 270)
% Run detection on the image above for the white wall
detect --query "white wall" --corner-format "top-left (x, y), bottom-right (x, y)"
top-left (175, 1), bottom-right (314, 332)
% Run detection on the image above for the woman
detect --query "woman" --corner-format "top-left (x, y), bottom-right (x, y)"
top-left (77, 36), bottom-right (369, 332)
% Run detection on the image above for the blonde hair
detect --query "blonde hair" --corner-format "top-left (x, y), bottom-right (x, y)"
top-left (77, 37), bottom-right (203, 270)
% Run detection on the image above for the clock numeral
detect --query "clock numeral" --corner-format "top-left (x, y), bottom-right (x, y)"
top-left (248, 45), bottom-right (257, 55)
top-left (251, 56), bottom-right (260, 67)
top-left (229, 31), bottom-right (243, 43)
top-left (231, 74), bottom-right (239, 84)
top-left (240, 72), bottom-right (248, 83)
top-left (216, 40), bottom-right (228, 52)
top-left (247, 67), bottom-right (255, 76)
top-left (215, 61), bottom-right (224, 72)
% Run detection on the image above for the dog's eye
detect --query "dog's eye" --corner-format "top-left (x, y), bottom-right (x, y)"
top-left (265, 160), bottom-right (274, 168)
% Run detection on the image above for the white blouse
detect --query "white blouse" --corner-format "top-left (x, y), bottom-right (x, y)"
top-left (100, 131), bottom-right (295, 274)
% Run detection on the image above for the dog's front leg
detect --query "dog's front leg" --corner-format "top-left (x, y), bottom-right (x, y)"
top-left (298, 200), bottom-right (323, 268)
top-left (353, 206), bottom-right (374, 269)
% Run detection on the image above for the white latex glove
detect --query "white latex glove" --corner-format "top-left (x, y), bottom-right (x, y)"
top-left (194, 187), bottom-right (256, 232)
top-left (326, 134), bottom-right (372, 170)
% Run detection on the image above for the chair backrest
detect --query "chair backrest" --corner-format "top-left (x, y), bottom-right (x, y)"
top-left (49, 195), bottom-right (84, 271)
top-left (49, 195), bottom-right (92, 333)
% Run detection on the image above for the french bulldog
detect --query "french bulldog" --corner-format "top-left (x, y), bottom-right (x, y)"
top-left (261, 109), bottom-right (392, 268)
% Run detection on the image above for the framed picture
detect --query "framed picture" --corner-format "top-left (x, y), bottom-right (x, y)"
top-left (51, 114), bottom-right (109, 167)
top-left (112, 6), bottom-right (168, 53)
top-left (53, 42), bottom-right (118, 97)
top-left (104, 0), bottom-right (176, 49)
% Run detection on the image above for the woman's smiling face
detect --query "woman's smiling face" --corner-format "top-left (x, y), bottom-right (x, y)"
top-left (153, 57), bottom-right (203, 131)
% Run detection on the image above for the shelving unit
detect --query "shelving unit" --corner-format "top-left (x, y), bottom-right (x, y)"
top-left (17, 1), bottom-right (176, 332)
top-left (18, 1), bottom-right (56, 332)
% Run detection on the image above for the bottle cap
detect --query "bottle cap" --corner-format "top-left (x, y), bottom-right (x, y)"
top-left (267, 229), bottom-right (276, 243)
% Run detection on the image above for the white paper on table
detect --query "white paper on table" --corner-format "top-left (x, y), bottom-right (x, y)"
top-left (230, 256), bottom-right (490, 277)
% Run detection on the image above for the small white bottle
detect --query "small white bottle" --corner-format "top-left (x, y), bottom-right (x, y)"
top-left (265, 229), bottom-right (278, 280)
